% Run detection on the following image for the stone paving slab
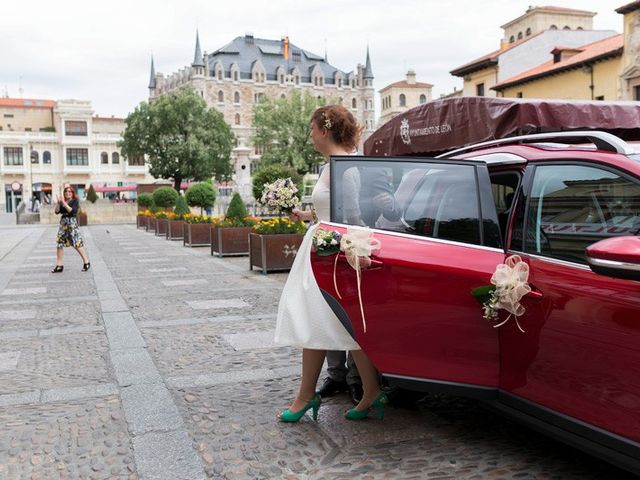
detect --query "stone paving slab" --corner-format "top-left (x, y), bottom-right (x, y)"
top-left (0, 301), bottom-right (101, 331)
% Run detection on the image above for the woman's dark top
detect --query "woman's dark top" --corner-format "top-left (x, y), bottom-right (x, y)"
top-left (58, 199), bottom-right (79, 218)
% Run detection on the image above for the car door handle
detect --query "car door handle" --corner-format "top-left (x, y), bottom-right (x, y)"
top-left (336, 254), bottom-right (383, 270)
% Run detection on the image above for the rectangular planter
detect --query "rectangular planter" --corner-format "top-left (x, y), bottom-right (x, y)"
top-left (147, 217), bottom-right (157, 233)
top-left (249, 233), bottom-right (305, 274)
top-left (137, 215), bottom-right (146, 229)
top-left (211, 226), bottom-right (253, 257)
top-left (167, 220), bottom-right (184, 240)
top-left (183, 223), bottom-right (211, 247)
top-left (156, 218), bottom-right (168, 237)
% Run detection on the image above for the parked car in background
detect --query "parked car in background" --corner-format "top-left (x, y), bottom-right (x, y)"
top-left (310, 98), bottom-right (640, 475)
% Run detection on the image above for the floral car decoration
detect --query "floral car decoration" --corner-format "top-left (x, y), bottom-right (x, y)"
top-left (311, 228), bottom-right (342, 256)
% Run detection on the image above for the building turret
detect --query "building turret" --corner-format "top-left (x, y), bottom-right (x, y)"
top-left (148, 56), bottom-right (156, 96)
top-left (192, 30), bottom-right (205, 76)
top-left (363, 46), bottom-right (374, 85)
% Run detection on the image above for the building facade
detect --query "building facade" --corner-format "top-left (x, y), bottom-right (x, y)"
top-left (378, 69), bottom-right (433, 126)
top-left (618, 1), bottom-right (640, 99)
top-left (450, 6), bottom-right (613, 98)
top-left (0, 98), bottom-right (154, 213)
top-left (149, 33), bottom-right (375, 198)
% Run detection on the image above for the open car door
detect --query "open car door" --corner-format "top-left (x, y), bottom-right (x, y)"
top-left (311, 156), bottom-right (505, 396)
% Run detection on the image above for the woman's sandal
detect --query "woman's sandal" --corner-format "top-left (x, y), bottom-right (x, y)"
top-left (51, 265), bottom-right (64, 273)
top-left (82, 262), bottom-right (91, 272)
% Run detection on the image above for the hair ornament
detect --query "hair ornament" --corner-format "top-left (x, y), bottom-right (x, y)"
top-left (322, 112), bottom-right (332, 130)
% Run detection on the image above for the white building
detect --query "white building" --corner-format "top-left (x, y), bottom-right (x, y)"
top-left (0, 98), bottom-right (154, 213)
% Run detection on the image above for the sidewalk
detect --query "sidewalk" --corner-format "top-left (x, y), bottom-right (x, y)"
top-left (0, 224), bottom-right (622, 479)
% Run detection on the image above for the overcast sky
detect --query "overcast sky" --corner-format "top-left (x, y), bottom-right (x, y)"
top-left (0, 0), bottom-right (622, 118)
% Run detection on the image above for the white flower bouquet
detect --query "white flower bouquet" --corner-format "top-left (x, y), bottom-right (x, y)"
top-left (312, 228), bottom-right (341, 256)
top-left (260, 178), bottom-right (300, 214)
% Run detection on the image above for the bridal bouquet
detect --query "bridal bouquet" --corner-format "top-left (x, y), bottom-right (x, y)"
top-left (260, 178), bottom-right (300, 214)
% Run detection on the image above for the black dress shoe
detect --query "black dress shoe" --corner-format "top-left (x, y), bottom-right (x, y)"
top-left (349, 383), bottom-right (363, 405)
top-left (318, 377), bottom-right (348, 398)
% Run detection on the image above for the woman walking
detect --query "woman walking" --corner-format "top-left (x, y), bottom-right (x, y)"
top-left (275, 105), bottom-right (387, 423)
top-left (51, 186), bottom-right (90, 273)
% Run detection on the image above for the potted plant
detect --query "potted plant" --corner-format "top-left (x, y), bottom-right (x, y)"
top-left (152, 186), bottom-right (179, 236)
top-left (137, 193), bottom-right (154, 229)
top-left (147, 205), bottom-right (159, 233)
top-left (185, 182), bottom-right (216, 215)
top-left (167, 195), bottom-right (189, 240)
top-left (210, 192), bottom-right (258, 257)
top-left (183, 213), bottom-right (213, 247)
top-left (249, 217), bottom-right (307, 274)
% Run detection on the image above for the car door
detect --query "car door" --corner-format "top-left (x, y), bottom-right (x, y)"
top-left (501, 161), bottom-right (640, 443)
top-left (312, 156), bottom-right (505, 392)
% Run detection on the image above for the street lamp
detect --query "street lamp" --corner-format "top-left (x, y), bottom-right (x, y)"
top-left (28, 145), bottom-right (38, 210)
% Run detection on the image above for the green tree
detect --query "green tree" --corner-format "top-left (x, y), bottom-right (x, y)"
top-left (174, 195), bottom-right (190, 215)
top-left (119, 88), bottom-right (235, 191)
top-left (185, 182), bottom-right (216, 215)
top-left (137, 193), bottom-right (154, 209)
top-left (252, 90), bottom-right (325, 174)
top-left (152, 186), bottom-right (179, 209)
top-left (86, 185), bottom-right (98, 203)
top-left (225, 192), bottom-right (248, 220)
top-left (251, 164), bottom-right (302, 201)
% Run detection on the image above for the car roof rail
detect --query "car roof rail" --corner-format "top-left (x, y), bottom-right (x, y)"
top-left (437, 131), bottom-right (635, 157)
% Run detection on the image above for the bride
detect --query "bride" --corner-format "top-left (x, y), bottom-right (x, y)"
top-left (275, 105), bottom-right (387, 422)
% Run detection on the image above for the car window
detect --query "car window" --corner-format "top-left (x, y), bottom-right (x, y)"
top-left (331, 159), bottom-right (483, 246)
top-left (524, 164), bottom-right (640, 264)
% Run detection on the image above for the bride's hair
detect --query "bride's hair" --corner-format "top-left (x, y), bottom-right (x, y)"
top-left (312, 105), bottom-right (363, 151)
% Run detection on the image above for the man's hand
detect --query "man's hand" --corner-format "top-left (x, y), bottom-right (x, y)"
top-left (372, 192), bottom-right (395, 212)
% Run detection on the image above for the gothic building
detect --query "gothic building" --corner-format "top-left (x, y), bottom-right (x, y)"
top-left (149, 33), bottom-right (375, 197)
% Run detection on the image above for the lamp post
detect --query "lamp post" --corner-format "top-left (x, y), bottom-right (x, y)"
top-left (28, 145), bottom-right (38, 210)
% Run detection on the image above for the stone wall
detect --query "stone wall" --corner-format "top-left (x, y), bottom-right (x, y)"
top-left (40, 199), bottom-right (136, 225)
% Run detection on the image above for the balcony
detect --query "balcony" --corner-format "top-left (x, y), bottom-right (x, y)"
top-left (124, 163), bottom-right (147, 176)
top-left (1, 163), bottom-right (27, 175)
top-left (63, 163), bottom-right (92, 175)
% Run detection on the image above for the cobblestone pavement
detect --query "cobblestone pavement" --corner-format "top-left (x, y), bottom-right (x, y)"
top-left (0, 224), bottom-right (635, 479)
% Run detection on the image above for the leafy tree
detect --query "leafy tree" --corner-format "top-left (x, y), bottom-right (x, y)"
top-left (252, 90), bottom-right (325, 174)
top-left (119, 88), bottom-right (234, 191)
top-left (225, 192), bottom-right (248, 220)
top-left (185, 182), bottom-right (216, 215)
top-left (86, 185), bottom-right (98, 203)
top-left (174, 195), bottom-right (190, 215)
top-left (251, 164), bottom-right (302, 201)
top-left (152, 186), bottom-right (179, 209)
top-left (137, 193), bottom-right (154, 209)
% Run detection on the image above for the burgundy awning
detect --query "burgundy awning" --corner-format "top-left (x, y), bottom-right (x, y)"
top-left (364, 97), bottom-right (640, 157)
top-left (93, 185), bottom-right (137, 192)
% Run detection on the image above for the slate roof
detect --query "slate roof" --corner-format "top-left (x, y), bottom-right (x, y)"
top-left (205, 35), bottom-right (357, 82)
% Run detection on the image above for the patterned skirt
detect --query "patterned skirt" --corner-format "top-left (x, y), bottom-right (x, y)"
top-left (56, 217), bottom-right (84, 248)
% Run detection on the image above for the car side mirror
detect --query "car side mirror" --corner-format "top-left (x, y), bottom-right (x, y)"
top-left (586, 236), bottom-right (640, 281)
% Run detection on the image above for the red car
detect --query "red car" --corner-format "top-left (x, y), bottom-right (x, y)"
top-left (310, 98), bottom-right (640, 475)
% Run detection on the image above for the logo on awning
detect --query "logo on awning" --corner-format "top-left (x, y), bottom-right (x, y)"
top-left (400, 118), bottom-right (411, 145)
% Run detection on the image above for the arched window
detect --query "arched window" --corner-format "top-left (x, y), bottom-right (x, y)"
top-left (218, 90), bottom-right (224, 103)
top-left (509, 35), bottom-right (515, 43)
top-left (550, 24), bottom-right (558, 30)
top-left (563, 25), bottom-right (570, 30)
top-left (217, 70), bottom-right (222, 80)
top-left (43, 151), bottom-right (51, 164)
top-left (30, 150), bottom-right (39, 163)
top-left (233, 70), bottom-right (239, 81)
top-left (517, 31), bottom-right (523, 40)
top-left (234, 91), bottom-right (240, 103)
top-left (526, 28), bottom-right (532, 36)
top-left (235, 114), bottom-right (241, 125)
top-left (577, 26), bottom-right (583, 30)
top-left (399, 94), bottom-right (406, 107)
top-left (419, 94), bottom-right (427, 104)
top-left (295, 75), bottom-right (300, 85)
top-left (112, 152), bottom-right (120, 164)
top-left (351, 98), bottom-right (357, 109)
top-left (101, 152), bottom-right (108, 164)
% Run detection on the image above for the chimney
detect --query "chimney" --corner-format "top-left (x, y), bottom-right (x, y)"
top-left (245, 33), bottom-right (254, 44)
top-left (406, 69), bottom-right (416, 85)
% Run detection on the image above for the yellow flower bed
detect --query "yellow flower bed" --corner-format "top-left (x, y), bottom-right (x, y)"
top-left (253, 217), bottom-right (307, 235)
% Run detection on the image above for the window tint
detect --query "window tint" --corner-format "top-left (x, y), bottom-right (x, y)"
top-left (524, 165), bottom-right (640, 263)
top-left (331, 159), bottom-right (482, 246)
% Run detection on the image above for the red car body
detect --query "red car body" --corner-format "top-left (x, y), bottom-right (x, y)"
top-left (310, 120), bottom-right (640, 474)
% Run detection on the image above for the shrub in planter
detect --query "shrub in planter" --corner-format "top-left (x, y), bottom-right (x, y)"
top-left (152, 186), bottom-right (179, 210)
top-left (185, 183), bottom-right (216, 215)
top-left (183, 213), bottom-right (213, 247)
top-left (174, 195), bottom-right (190, 216)
top-left (210, 193), bottom-right (259, 256)
top-left (226, 192), bottom-right (248, 220)
top-left (86, 185), bottom-right (98, 203)
top-left (249, 218), bottom-right (307, 274)
top-left (138, 193), bottom-right (154, 210)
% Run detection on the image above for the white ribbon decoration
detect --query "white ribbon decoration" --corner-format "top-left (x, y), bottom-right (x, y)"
top-left (490, 254), bottom-right (531, 332)
top-left (333, 227), bottom-right (381, 333)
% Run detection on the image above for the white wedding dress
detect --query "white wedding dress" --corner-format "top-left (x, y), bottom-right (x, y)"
top-left (274, 165), bottom-right (361, 350)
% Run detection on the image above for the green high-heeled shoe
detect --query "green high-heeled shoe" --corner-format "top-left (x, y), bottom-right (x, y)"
top-left (345, 391), bottom-right (388, 421)
top-left (279, 393), bottom-right (321, 422)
